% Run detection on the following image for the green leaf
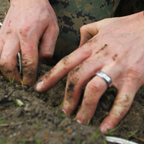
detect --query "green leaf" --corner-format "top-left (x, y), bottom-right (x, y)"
top-left (126, 130), bottom-right (138, 140)
top-left (34, 137), bottom-right (41, 144)
top-left (94, 128), bottom-right (100, 140)
top-left (13, 98), bottom-right (19, 107)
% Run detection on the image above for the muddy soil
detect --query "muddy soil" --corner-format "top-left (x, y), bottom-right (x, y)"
top-left (0, 1), bottom-right (144, 144)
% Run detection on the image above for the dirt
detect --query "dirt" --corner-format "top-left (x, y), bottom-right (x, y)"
top-left (0, 1), bottom-right (144, 144)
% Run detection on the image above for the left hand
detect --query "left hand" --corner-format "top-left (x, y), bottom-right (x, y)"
top-left (35, 11), bottom-right (144, 133)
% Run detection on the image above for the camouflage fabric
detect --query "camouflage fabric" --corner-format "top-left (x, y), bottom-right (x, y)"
top-left (49, 0), bottom-right (120, 62)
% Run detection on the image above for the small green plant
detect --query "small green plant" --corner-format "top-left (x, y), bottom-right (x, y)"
top-left (57, 113), bottom-right (66, 120)
top-left (9, 76), bottom-right (15, 83)
top-left (87, 119), bottom-right (90, 125)
top-left (93, 128), bottom-right (100, 140)
top-left (58, 125), bottom-right (61, 133)
top-left (59, 101), bottom-right (64, 109)
top-left (19, 78), bottom-right (23, 86)
top-left (102, 134), bottom-right (107, 144)
top-left (13, 98), bottom-right (19, 107)
top-left (73, 117), bottom-right (77, 121)
top-left (34, 122), bottom-right (40, 130)
top-left (34, 137), bottom-right (41, 144)
top-left (39, 65), bottom-right (42, 68)
top-left (0, 117), bottom-right (6, 124)
top-left (19, 138), bottom-right (27, 144)
top-left (126, 130), bottom-right (138, 140)
top-left (51, 107), bottom-right (56, 111)
top-left (1, 138), bottom-right (6, 144)
top-left (107, 125), bottom-right (119, 135)
top-left (78, 135), bottom-right (81, 144)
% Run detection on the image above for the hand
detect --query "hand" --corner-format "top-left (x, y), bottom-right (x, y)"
top-left (0, 0), bottom-right (59, 86)
top-left (35, 11), bottom-right (144, 133)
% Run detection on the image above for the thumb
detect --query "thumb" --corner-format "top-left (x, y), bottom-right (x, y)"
top-left (79, 22), bottom-right (101, 47)
top-left (39, 24), bottom-right (59, 60)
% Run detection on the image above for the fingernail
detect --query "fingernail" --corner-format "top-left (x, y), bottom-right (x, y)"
top-left (62, 109), bottom-right (66, 114)
top-left (77, 119), bottom-right (82, 124)
top-left (101, 124), bottom-right (110, 133)
top-left (35, 80), bottom-right (44, 91)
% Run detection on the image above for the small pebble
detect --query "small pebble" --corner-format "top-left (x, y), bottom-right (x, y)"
top-left (12, 107), bottom-right (23, 118)
top-left (59, 118), bottom-right (71, 128)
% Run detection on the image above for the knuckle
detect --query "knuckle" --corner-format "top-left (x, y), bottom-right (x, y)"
top-left (126, 67), bottom-right (143, 82)
top-left (0, 60), bottom-right (7, 69)
top-left (0, 59), bottom-right (15, 74)
top-left (55, 24), bottom-right (59, 34)
top-left (22, 58), bottom-right (35, 67)
top-left (83, 94), bottom-right (97, 106)
top-left (0, 58), bottom-right (10, 67)
top-left (51, 21), bottom-right (59, 34)
top-left (6, 28), bottom-right (16, 39)
top-left (80, 25), bottom-right (87, 34)
top-left (19, 25), bottom-right (31, 38)
top-left (0, 37), bottom-right (4, 45)
top-left (87, 81), bottom-right (103, 92)
top-left (114, 95), bottom-right (131, 110)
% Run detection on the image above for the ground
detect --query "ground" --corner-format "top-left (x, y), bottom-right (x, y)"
top-left (0, 1), bottom-right (144, 144)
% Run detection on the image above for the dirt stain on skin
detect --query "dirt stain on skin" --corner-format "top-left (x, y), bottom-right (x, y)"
top-left (62, 55), bottom-right (69, 65)
top-left (66, 81), bottom-right (75, 100)
top-left (96, 44), bottom-right (108, 54)
top-left (6, 29), bottom-right (12, 35)
top-left (44, 70), bottom-right (51, 79)
top-left (112, 54), bottom-right (118, 61)
top-left (85, 36), bottom-right (98, 46)
top-left (67, 81), bottom-right (74, 93)
top-left (23, 69), bottom-right (34, 78)
top-left (5, 69), bottom-right (12, 74)
top-left (69, 62), bottom-right (83, 77)
top-left (71, 77), bottom-right (79, 84)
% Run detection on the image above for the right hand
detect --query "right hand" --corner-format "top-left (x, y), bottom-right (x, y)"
top-left (0, 0), bottom-right (59, 86)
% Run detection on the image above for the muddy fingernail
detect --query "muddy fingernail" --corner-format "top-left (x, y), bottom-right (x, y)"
top-left (100, 124), bottom-right (110, 133)
top-left (62, 109), bottom-right (66, 114)
top-left (77, 119), bottom-right (82, 124)
top-left (35, 80), bottom-right (44, 91)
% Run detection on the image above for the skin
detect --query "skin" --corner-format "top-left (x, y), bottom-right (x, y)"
top-left (35, 11), bottom-right (144, 133)
top-left (0, 0), bottom-right (59, 86)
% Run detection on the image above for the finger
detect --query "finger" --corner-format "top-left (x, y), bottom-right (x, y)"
top-left (0, 36), bottom-right (4, 55)
top-left (35, 43), bottom-right (93, 92)
top-left (0, 37), bottom-right (4, 76)
top-left (75, 64), bottom-right (122, 123)
top-left (0, 36), bottom-right (21, 82)
top-left (79, 23), bottom-right (100, 47)
top-left (62, 53), bottom-right (109, 116)
top-left (39, 22), bottom-right (59, 60)
top-left (76, 76), bottom-right (107, 123)
top-left (100, 79), bottom-right (139, 133)
top-left (20, 37), bottom-right (38, 87)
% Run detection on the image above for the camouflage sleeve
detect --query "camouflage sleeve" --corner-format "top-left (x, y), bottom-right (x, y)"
top-left (49, 0), bottom-right (120, 63)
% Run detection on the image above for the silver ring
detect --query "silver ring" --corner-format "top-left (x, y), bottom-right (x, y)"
top-left (96, 71), bottom-right (112, 87)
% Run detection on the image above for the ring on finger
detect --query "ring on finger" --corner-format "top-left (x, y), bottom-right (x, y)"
top-left (96, 71), bottom-right (112, 87)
